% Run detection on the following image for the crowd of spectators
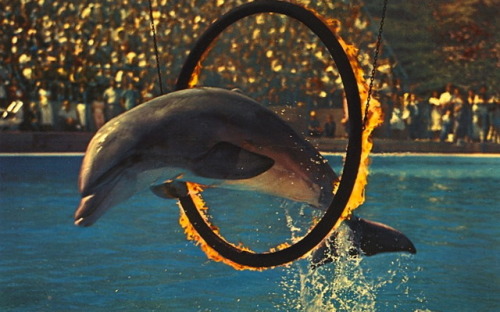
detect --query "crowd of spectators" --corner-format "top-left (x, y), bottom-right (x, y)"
top-left (382, 83), bottom-right (499, 144)
top-left (305, 82), bottom-right (499, 144)
top-left (0, 0), bottom-right (498, 143)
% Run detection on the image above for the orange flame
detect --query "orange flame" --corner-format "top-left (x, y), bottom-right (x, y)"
top-left (187, 38), bottom-right (218, 88)
top-left (312, 11), bottom-right (383, 222)
top-left (179, 10), bottom-right (384, 270)
top-left (178, 182), bottom-right (291, 271)
top-left (337, 37), bottom-right (384, 220)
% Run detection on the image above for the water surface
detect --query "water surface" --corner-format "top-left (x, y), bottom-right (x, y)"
top-left (0, 154), bottom-right (498, 311)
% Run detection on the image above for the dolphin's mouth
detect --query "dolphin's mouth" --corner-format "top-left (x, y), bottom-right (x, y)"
top-left (75, 158), bottom-right (134, 226)
top-left (74, 194), bottom-right (99, 227)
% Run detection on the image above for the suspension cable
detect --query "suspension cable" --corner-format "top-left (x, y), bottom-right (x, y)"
top-left (363, 0), bottom-right (388, 129)
top-left (148, 0), bottom-right (164, 94)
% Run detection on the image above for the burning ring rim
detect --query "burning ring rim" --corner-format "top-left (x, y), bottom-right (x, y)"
top-left (174, 0), bottom-right (362, 269)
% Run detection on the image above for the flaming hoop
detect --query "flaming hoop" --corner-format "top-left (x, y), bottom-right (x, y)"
top-left (174, 0), bottom-right (373, 270)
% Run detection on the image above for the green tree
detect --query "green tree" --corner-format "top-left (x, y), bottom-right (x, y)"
top-left (365, 0), bottom-right (499, 93)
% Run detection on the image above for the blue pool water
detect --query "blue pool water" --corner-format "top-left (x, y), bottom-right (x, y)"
top-left (0, 154), bottom-right (499, 311)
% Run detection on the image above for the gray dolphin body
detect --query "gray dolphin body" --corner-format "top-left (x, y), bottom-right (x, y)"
top-left (75, 87), bottom-right (415, 260)
top-left (76, 87), bottom-right (336, 226)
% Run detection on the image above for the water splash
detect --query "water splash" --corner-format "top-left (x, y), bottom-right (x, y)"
top-left (276, 203), bottom-right (425, 312)
top-left (277, 226), bottom-right (379, 311)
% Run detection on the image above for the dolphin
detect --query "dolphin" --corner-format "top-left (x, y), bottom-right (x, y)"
top-left (75, 87), bottom-right (415, 261)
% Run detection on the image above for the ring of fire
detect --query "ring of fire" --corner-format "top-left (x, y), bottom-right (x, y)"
top-left (174, 0), bottom-right (362, 270)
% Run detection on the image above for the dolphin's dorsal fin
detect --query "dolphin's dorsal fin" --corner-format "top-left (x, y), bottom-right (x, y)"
top-left (193, 142), bottom-right (274, 180)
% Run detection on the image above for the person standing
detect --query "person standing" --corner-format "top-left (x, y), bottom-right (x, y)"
top-left (429, 91), bottom-right (442, 141)
top-left (19, 101), bottom-right (40, 131)
top-left (438, 84), bottom-right (454, 142)
top-left (58, 100), bottom-right (79, 131)
top-left (323, 114), bottom-right (336, 138)
top-left (91, 93), bottom-right (106, 131)
top-left (440, 108), bottom-right (453, 142)
top-left (474, 85), bottom-right (490, 142)
top-left (75, 83), bottom-right (89, 131)
top-left (466, 89), bottom-right (476, 141)
top-left (406, 93), bottom-right (420, 140)
top-left (390, 100), bottom-right (406, 139)
top-left (103, 80), bottom-right (123, 121)
top-left (452, 88), bottom-right (467, 145)
top-left (38, 82), bottom-right (53, 131)
top-left (121, 80), bottom-right (139, 111)
top-left (307, 110), bottom-right (323, 137)
top-left (439, 83), bottom-right (453, 112)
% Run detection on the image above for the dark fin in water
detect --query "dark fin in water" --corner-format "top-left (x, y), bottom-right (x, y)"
top-left (150, 180), bottom-right (189, 199)
top-left (311, 216), bottom-right (416, 269)
top-left (193, 141), bottom-right (274, 180)
top-left (345, 216), bottom-right (416, 256)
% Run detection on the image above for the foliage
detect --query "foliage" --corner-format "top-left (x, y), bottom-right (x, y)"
top-left (364, 0), bottom-right (499, 94)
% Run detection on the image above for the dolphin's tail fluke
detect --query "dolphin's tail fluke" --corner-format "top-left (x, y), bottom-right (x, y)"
top-left (311, 216), bottom-right (416, 268)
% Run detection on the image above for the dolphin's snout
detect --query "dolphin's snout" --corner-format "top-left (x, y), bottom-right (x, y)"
top-left (74, 173), bottom-right (135, 227)
top-left (74, 217), bottom-right (90, 227)
top-left (74, 194), bottom-right (98, 227)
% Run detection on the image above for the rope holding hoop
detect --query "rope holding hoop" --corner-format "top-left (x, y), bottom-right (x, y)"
top-left (148, 0), bottom-right (164, 94)
top-left (364, 0), bottom-right (388, 129)
top-left (174, 0), bottom-right (363, 269)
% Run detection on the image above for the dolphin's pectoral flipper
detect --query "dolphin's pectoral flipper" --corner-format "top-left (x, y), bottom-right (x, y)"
top-left (192, 141), bottom-right (275, 180)
top-left (311, 216), bottom-right (416, 268)
top-left (150, 180), bottom-right (189, 199)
